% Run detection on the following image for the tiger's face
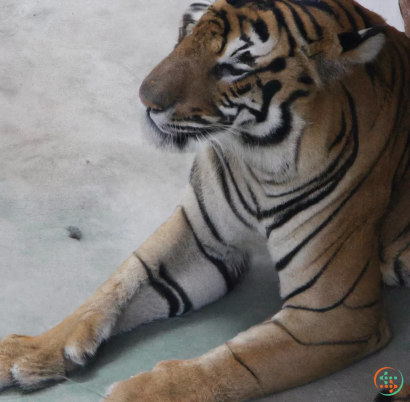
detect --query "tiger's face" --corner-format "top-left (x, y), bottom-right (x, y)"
top-left (139, 0), bottom-right (385, 152)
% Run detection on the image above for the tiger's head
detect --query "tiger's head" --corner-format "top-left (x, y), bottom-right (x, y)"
top-left (139, 0), bottom-right (386, 154)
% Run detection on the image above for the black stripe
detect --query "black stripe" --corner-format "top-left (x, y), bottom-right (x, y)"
top-left (284, 260), bottom-right (371, 312)
top-left (266, 147), bottom-right (354, 233)
top-left (196, 18), bottom-right (223, 30)
top-left (246, 164), bottom-right (266, 189)
top-left (278, 0), bottom-right (311, 43)
top-left (268, 57), bottom-right (287, 73)
top-left (230, 43), bottom-right (251, 57)
top-left (353, 3), bottom-right (373, 29)
top-left (309, 224), bottom-right (352, 265)
top-left (181, 207), bottom-right (237, 291)
top-left (393, 128), bottom-right (410, 192)
top-left (224, 157), bottom-right (259, 218)
top-left (136, 256), bottom-right (180, 317)
top-left (287, 0), bottom-right (323, 39)
top-left (158, 263), bottom-right (193, 314)
top-left (343, 298), bottom-right (381, 309)
top-left (273, 5), bottom-right (297, 56)
top-left (292, 0), bottom-right (341, 24)
top-left (284, 88), bottom-right (310, 103)
top-left (283, 229), bottom-right (355, 301)
top-left (247, 183), bottom-right (261, 217)
top-left (230, 88), bottom-right (239, 98)
top-left (298, 75), bottom-right (315, 85)
top-left (332, 0), bottom-right (358, 31)
top-left (242, 89), bottom-right (309, 146)
top-left (392, 219), bottom-right (410, 242)
top-left (391, 43), bottom-right (408, 150)
top-left (212, 149), bottom-right (255, 229)
top-left (227, 58), bottom-right (286, 83)
top-left (251, 18), bottom-right (269, 42)
top-left (236, 83), bottom-right (252, 95)
top-left (214, 63), bottom-right (251, 79)
top-left (216, 9), bottom-right (231, 55)
top-left (182, 14), bottom-right (196, 27)
top-left (237, 13), bottom-right (246, 38)
top-left (226, 344), bottom-right (261, 384)
top-left (328, 111), bottom-right (347, 150)
top-left (264, 101), bottom-right (356, 233)
top-left (223, 92), bottom-right (235, 107)
top-left (190, 160), bottom-right (226, 244)
top-left (179, 115), bottom-right (217, 125)
top-left (275, 87), bottom-right (360, 271)
top-left (365, 62), bottom-right (378, 89)
top-left (272, 319), bottom-right (372, 346)
top-left (265, 136), bottom-right (348, 197)
top-left (379, 242), bottom-right (387, 264)
top-left (338, 31), bottom-right (364, 53)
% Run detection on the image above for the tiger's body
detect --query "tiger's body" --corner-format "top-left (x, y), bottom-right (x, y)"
top-left (1, 0), bottom-right (410, 401)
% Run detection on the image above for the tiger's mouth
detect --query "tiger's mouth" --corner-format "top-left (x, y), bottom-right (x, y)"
top-left (145, 108), bottom-right (219, 150)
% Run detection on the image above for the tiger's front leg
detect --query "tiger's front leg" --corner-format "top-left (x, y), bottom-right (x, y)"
top-left (0, 196), bottom-right (250, 391)
top-left (104, 222), bottom-right (391, 402)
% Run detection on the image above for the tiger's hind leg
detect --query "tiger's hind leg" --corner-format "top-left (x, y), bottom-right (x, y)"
top-left (380, 173), bottom-right (410, 287)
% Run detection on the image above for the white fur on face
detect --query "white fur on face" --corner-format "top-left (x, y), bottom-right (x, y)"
top-left (218, 31), bottom-right (277, 66)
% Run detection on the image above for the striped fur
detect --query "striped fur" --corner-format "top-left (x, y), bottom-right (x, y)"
top-left (1, 1), bottom-right (410, 401)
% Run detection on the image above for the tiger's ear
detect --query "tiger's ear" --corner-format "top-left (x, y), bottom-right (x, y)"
top-left (178, 1), bottom-right (215, 43)
top-left (303, 26), bottom-right (387, 83)
top-left (337, 26), bottom-right (387, 64)
top-left (304, 26), bottom-right (386, 64)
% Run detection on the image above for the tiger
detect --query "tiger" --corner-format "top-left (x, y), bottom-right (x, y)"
top-left (0, 0), bottom-right (409, 401)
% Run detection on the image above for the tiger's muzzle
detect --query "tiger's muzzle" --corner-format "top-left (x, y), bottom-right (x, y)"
top-left (139, 37), bottom-right (222, 149)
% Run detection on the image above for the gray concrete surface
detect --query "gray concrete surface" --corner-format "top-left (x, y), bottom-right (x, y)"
top-left (0, 1), bottom-right (408, 401)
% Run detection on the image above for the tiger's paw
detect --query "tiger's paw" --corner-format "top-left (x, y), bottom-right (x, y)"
top-left (0, 314), bottom-right (109, 391)
top-left (0, 334), bottom-right (69, 391)
top-left (103, 360), bottom-right (215, 402)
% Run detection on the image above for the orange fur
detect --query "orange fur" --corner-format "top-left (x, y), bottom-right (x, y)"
top-left (1, 1), bottom-right (410, 401)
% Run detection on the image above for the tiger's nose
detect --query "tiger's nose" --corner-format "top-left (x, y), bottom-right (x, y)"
top-left (139, 77), bottom-right (165, 111)
top-left (139, 71), bottom-right (181, 112)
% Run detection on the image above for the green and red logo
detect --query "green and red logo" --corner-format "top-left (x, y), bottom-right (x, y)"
top-left (374, 367), bottom-right (404, 396)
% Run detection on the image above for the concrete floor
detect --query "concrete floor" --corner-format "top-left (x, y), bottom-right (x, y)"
top-left (0, 1), bottom-right (408, 401)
